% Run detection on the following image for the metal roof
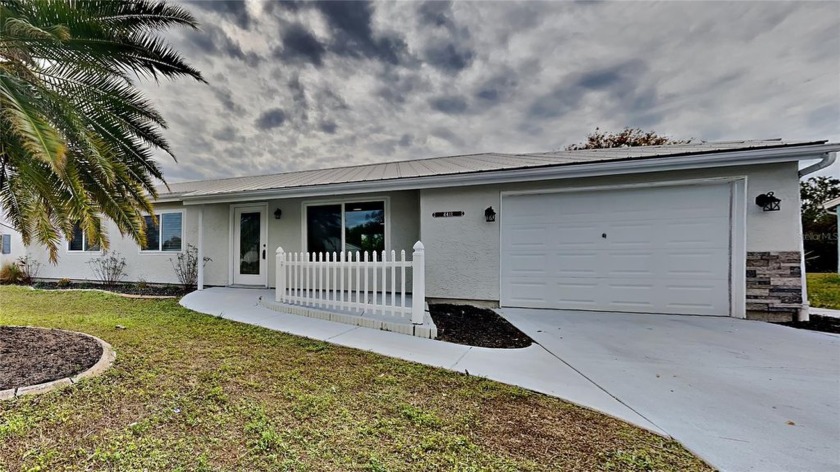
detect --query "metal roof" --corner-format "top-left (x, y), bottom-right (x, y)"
top-left (158, 139), bottom-right (834, 200)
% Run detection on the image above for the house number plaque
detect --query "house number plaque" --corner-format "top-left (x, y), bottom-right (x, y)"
top-left (432, 211), bottom-right (464, 218)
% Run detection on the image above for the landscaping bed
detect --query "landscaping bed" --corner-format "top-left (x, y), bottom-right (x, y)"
top-left (429, 304), bottom-right (533, 348)
top-left (777, 314), bottom-right (840, 335)
top-left (0, 326), bottom-right (103, 390)
top-left (32, 281), bottom-right (188, 297)
top-left (0, 286), bottom-right (710, 471)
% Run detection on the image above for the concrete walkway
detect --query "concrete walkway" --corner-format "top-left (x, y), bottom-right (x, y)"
top-left (500, 308), bottom-right (840, 472)
top-left (181, 288), bottom-right (840, 471)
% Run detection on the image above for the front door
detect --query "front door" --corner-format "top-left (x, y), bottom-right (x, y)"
top-left (233, 205), bottom-right (267, 286)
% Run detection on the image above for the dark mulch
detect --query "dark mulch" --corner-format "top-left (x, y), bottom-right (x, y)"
top-left (32, 281), bottom-right (188, 297)
top-left (0, 327), bottom-right (103, 390)
top-left (429, 304), bottom-right (533, 348)
top-left (776, 314), bottom-right (840, 334)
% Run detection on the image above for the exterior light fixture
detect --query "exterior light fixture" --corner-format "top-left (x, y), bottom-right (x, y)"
top-left (485, 206), bottom-right (496, 222)
top-left (755, 192), bottom-right (781, 212)
top-left (274, 208), bottom-right (282, 219)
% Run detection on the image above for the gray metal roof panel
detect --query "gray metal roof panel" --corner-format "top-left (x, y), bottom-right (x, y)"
top-left (158, 140), bottom-right (833, 199)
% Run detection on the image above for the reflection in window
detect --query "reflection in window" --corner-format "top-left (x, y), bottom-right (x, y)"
top-left (67, 223), bottom-right (100, 251)
top-left (239, 212), bottom-right (260, 275)
top-left (141, 212), bottom-right (182, 251)
top-left (306, 202), bottom-right (385, 254)
top-left (345, 202), bottom-right (385, 253)
top-left (307, 204), bottom-right (342, 253)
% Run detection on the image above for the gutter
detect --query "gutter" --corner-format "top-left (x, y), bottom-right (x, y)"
top-left (174, 144), bottom-right (840, 205)
top-left (796, 152), bottom-right (838, 322)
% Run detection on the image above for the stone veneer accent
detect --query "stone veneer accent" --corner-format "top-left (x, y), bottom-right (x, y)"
top-left (746, 251), bottom-right (802, 321)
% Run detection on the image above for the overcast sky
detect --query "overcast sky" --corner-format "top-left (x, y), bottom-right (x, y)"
top-left (142, 1), bottom-right (840, 182)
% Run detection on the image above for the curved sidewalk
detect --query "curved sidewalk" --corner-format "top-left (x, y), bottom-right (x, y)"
top-left (181, 288), bottom-right (664, 435)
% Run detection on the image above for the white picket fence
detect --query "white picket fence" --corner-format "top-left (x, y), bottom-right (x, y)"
top-left (275, 241), bottom-right (426, 325)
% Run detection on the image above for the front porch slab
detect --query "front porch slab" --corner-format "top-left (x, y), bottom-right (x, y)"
top-left (259, 296), bottom-right (438, 339)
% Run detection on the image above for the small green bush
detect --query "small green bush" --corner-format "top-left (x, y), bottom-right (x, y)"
top-left (56, 278), bottom-right (72, 288)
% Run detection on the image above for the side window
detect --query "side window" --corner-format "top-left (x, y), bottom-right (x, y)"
top-left (67, 223), bottom-right (100, 252)
top-left (1, 234), bottom-right (10, 254)
top-left (141, 212), bottom-right (183, 251)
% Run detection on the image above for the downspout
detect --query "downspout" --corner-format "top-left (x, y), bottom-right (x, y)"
top-left (796, 152), bottom-right (837, 321)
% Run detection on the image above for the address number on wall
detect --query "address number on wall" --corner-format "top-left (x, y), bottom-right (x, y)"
top-left (432, 211), bottom-right (465, 218)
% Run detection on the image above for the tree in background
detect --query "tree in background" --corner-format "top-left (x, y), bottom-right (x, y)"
top-left (566, 127), bottom-right (690, 150)
top-left (0, 0), bottom-right (204, 261)
top-left (801, 176), bottom-right (840, 272)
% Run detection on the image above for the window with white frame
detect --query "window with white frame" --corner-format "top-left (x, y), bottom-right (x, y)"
top-left (141, 212), bottom-right (183, 251)
top-left (1, 234), bottom-right (10, 254)
top-left (67, 223), bottom-right (100, 252)
top-left (306, 201), bottom-right (385, 253)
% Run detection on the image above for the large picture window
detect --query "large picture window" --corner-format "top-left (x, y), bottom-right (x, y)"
top-left (306, 201), bottom-right (385, 254)
top-left (67, 223), bottom-right (100, 252)
top-left (142, 212), bottom-right (183, 251)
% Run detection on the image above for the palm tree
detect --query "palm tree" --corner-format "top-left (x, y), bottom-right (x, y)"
top-left (0, 0), bottom-right (204, 261)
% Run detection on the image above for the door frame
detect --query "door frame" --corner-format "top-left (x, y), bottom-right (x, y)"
top-left (499, 176), bottom-right (747, 318)
top-left (228, 203), bottom-right (269, 287)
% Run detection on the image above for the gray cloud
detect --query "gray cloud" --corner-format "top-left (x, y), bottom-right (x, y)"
top-left (141, 1), bottom-right (839, 183)
top-left (278, 23), bottom-right (327, 66)
top-left (255, 109), bottom-right (287, 129)
top-left (188, 0), bottom-right (251, 29)
top-left (430, 95), bottom-right (468, 114)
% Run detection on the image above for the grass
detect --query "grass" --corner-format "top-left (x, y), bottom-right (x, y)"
top-left (808, 273), bottom-right (840, 309)
top-left (0, 286), bottom-right (711, 471)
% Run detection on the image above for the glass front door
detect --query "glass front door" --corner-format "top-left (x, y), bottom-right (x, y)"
top-left (233, 206), bottom-right (267, 286)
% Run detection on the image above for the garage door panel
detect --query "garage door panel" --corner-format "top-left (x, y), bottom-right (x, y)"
top-left (501, 184), bottom-right (731, 316)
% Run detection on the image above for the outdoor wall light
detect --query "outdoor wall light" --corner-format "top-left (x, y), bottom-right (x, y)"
top-left (274, 208), bottom-right (282, 219)
top-left (485, 206), bottom-right (496, 222)
top-left (755, 192), bottom-right (781, 212)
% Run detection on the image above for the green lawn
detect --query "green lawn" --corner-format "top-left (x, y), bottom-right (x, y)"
top-left (0, 287), bottom-right (709, 471)
top-left (808, 273), bottom-right (840, 310)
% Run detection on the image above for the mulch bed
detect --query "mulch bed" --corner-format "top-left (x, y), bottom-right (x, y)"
top-left (0, 327), bottom-right (103, 390)
top-left (776, 314), bottom-right (840, 334)
top-left (32, 281), bottom-right (188, 297)
top-left (429, 304), bottom-right (533, 348)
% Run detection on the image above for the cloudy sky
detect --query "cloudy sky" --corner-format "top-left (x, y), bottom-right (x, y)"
top-left (141, 1), bottom-right (840, 182)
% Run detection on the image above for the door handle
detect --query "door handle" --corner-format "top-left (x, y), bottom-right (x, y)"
top-left (262, 249), bottom-right (266, 260)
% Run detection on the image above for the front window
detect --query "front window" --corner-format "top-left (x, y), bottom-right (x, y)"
top-left (142, 212), bottom-right (183, 251)
top-left (306, 201), bottom-right (385, 254)
top-left (67, 223), bottom-right (100, 252)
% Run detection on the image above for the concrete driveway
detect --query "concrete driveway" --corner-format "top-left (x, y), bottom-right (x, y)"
top-left (499, 308), bottom-right (840, 472)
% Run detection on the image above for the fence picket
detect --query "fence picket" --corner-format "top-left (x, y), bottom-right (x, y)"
top-left (273, 242), bottom-right (424, 323)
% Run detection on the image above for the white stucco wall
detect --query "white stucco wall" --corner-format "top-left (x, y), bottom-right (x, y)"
top-left (420, 162), bottom-right (803, 302)
top-left (27, 191), bottom-right (420, 287)
top-left (0, 222), bottom-right (25, 266)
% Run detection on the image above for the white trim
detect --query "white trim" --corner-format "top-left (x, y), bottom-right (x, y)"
top-left (229, 203), bottom-right (269, 287)
top-left (137, 209), bottom-right (186, 255)
top-left (300, 196), bottom-right (391, 254)
top-left (499, 177), bottom-right (746, 317)
top-left (730, 178), bottom-right (748, 319)
top-left (176, 146), bottom-right (838, 205)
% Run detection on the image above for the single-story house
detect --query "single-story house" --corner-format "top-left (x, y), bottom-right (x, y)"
top-left (822, 196), bottom-right (840, 273)
top-left (27, 139), bottom-right (839, 321)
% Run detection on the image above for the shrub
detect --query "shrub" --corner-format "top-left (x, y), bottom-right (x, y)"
top-left (56, 277), bottom-right (72, 288)
top-left (170, 244), bottom-right (211, 291)
top-left (0, 262), bottom-right (24, 284)
top-left (88, 252), bottom-right (127, 287)
top-left (136, 278), bottom-right (149, 290)
top-left (16, 254), bottom-right (41, 284)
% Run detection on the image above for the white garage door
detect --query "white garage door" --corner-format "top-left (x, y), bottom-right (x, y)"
top-left (501, 184), bottom-right (731, 316)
